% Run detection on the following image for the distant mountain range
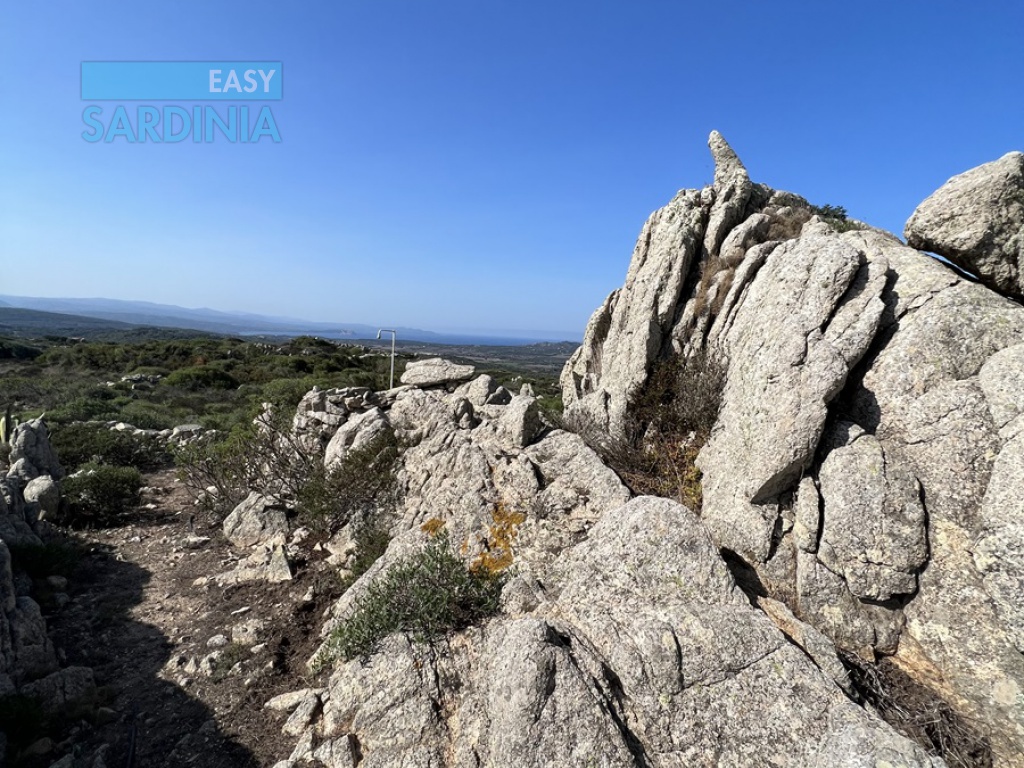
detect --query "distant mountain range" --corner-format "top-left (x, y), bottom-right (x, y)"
top-left (0, 295), bottom-right (578, 346)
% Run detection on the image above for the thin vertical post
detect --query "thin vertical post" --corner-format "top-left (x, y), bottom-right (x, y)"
top-left (377, 329), bottom-right (397, 389)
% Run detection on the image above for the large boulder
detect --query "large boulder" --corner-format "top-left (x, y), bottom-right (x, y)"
top-left (222, 492), bottom-right (289, 549)
top-left (8, 419), bottom-right (63, 481)
top-left (906, 151), bottom-right (1024, 298)
top-left (400, 358), bottom-right (475, 388)
top-left (323, 407), bottom-right (390, 468)
top-left (23, 476), bottom-right (60, 520)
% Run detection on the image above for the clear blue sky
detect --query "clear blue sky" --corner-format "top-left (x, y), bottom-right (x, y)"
top-left (2, 1), bottom-right (1022, 340)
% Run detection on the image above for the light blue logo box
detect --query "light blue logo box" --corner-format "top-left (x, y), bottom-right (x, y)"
top-left (81, 62), bottom-right (283, 101)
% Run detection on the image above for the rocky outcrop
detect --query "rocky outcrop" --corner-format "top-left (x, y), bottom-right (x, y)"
top-left (324, 407), bottom-right (390, 468)
top-left (559, 135), bottom-right (1024, 764)
top-left (294, 499), bottom-right (937, 767)
top-left (0, 419), bottom-right (96, 727)
top-left (260, 141), bottom-right (1024, 766)
top-left (906, 151), bottom-right (1024, 298)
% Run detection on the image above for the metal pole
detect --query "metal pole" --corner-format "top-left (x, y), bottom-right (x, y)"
top-left (377, 329), bottom-right (397, 389)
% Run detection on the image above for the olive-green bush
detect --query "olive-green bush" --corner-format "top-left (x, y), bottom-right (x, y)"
top-left (61, 463), bottom-right (142, 527)
top-left (50, 423), bottom-right (171, 472)
top-left (313, 532), bottom-right (505, 668)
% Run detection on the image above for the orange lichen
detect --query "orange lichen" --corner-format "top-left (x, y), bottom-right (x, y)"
top-left (470, 502), bottom-right (527, 575)
top-left (420, 517), bottom-right (446, 537)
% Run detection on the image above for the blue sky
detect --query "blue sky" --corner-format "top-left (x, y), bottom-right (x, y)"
top-left (2, 1), bottom-right (1023, 340)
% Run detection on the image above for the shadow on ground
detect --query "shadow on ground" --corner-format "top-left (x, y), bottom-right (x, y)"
top-left (46, 535), bottom-right (260, 768)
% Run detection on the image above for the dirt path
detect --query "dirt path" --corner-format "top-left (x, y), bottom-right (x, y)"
top-left (45, 470), bottom-right (338, 768)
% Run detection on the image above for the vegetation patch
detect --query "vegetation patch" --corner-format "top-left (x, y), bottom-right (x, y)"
top-left (296, 431), bottom-right (402, 533)
top-left (560, 351), bottom-right (724, 512)
top-left (313, 532), bottom-right (505, 668)
top-left (810, 203), bottom-right (865, 233)
top-left (61, 463), bottom-right (143, 527)
top-left (841, 652), bottom-right (993, 768)
top-left (50, 422), bottom-right (171, 472)
top-left (470, 503), bottom-right (526, 575)
top-left (209, 642), bottom-right (251, 684)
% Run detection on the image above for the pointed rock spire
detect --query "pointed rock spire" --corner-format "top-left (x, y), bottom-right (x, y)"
top-left (704, 131), bottom-right (754, 257)
top-left (708, 130), bottom-right (748, 188)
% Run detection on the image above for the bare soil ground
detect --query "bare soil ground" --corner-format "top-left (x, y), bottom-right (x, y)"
top-left (44, 469), bottom-right (341, 767)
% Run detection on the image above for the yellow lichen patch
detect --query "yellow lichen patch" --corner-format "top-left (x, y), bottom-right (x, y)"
top-left (470, 502), bottom-right (527, 576)
top-left (420, 517), bottom-right (446, 537)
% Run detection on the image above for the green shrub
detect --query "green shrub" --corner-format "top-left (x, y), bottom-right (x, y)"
top-left (810, 203), bottom-right (848, 220)
top-left (46, 394), bottom-right (120, 424)
top-left (314, 532), bottom-right (505, 667)
top-left (297, 431), bottom-right (402, 533)
top-left (209, 642), bottom-right (250, 683)
top-left (50, 423), bottom-right (171, 472)
top-left (163, 366), bottom-right (239, 391)
top-left (174, 406), bottom-right (316, 517)
top-left (629, 351), bottom-right (725, 443)
top-left (61, 463), bottom-right (142, 527)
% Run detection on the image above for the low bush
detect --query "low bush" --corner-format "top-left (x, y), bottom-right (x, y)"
top-left (296, 431), bottom-right (402, 533)
top-left (313, 532), bottom-right (505, 667)
top-left (50, 423), bottom-right (171, 472)
top-left (174, 406), bottom-right (312, 517)
top-left (209, 642), bottom-right (250, 684)
top-left (557, 351), bottom-right (725, 512)
top-left (162, 365), bottom-right (239, 391)
top-left (45, 394), bottom-right (121, 424)
top-left (61, 463), bottom-right (142, 527)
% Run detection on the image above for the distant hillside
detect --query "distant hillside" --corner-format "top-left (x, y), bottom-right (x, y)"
top-left (0, 295), bottom-right (577, 345)
top-left (0, 307), bottom-right (212, 342)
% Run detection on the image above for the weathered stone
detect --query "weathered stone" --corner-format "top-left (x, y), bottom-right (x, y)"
top-left (817, 423), bottom-right (927, 601)
top-left (8, 419), bottom-right (63, 481)
top-left (454, 374), bottom-right (501, 407)
top-left (324, 407), bottom-right (390, 468)
top-left (20, 666), bottom-right (95, 711)
top-left (265, 688), bottom-right (319, 712)
top-left (704, 129), bottom-right (755, 259)
top-left (310, 498), bottom-right (936, 767)
top-left (10, 596), bottom-right (58, 680)
top-left (561, 186), bottom-right (706, 436)
top-left (906, 151), bottom-right (1024, 298)
top-left (973, 433), bottom-right (1024, 652)
top-left (232, 618), bottom-right (266, 646)
top-left (496, 395), bottom-right (543, 448)
top-left (399, 358), bottom-right (475, 388)
top-left (698, 235), bottom-right (887, 562)
top-left (222, 492), bottom-right (288, 549)
top-left (793, 476), bottom-right (821, 554)
top-left (979, 342), bottom-right (1024, 440)
top-left (23, 476), bottom-right (59, 520)
top-left (281, 690), bottom-right (321, 736)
